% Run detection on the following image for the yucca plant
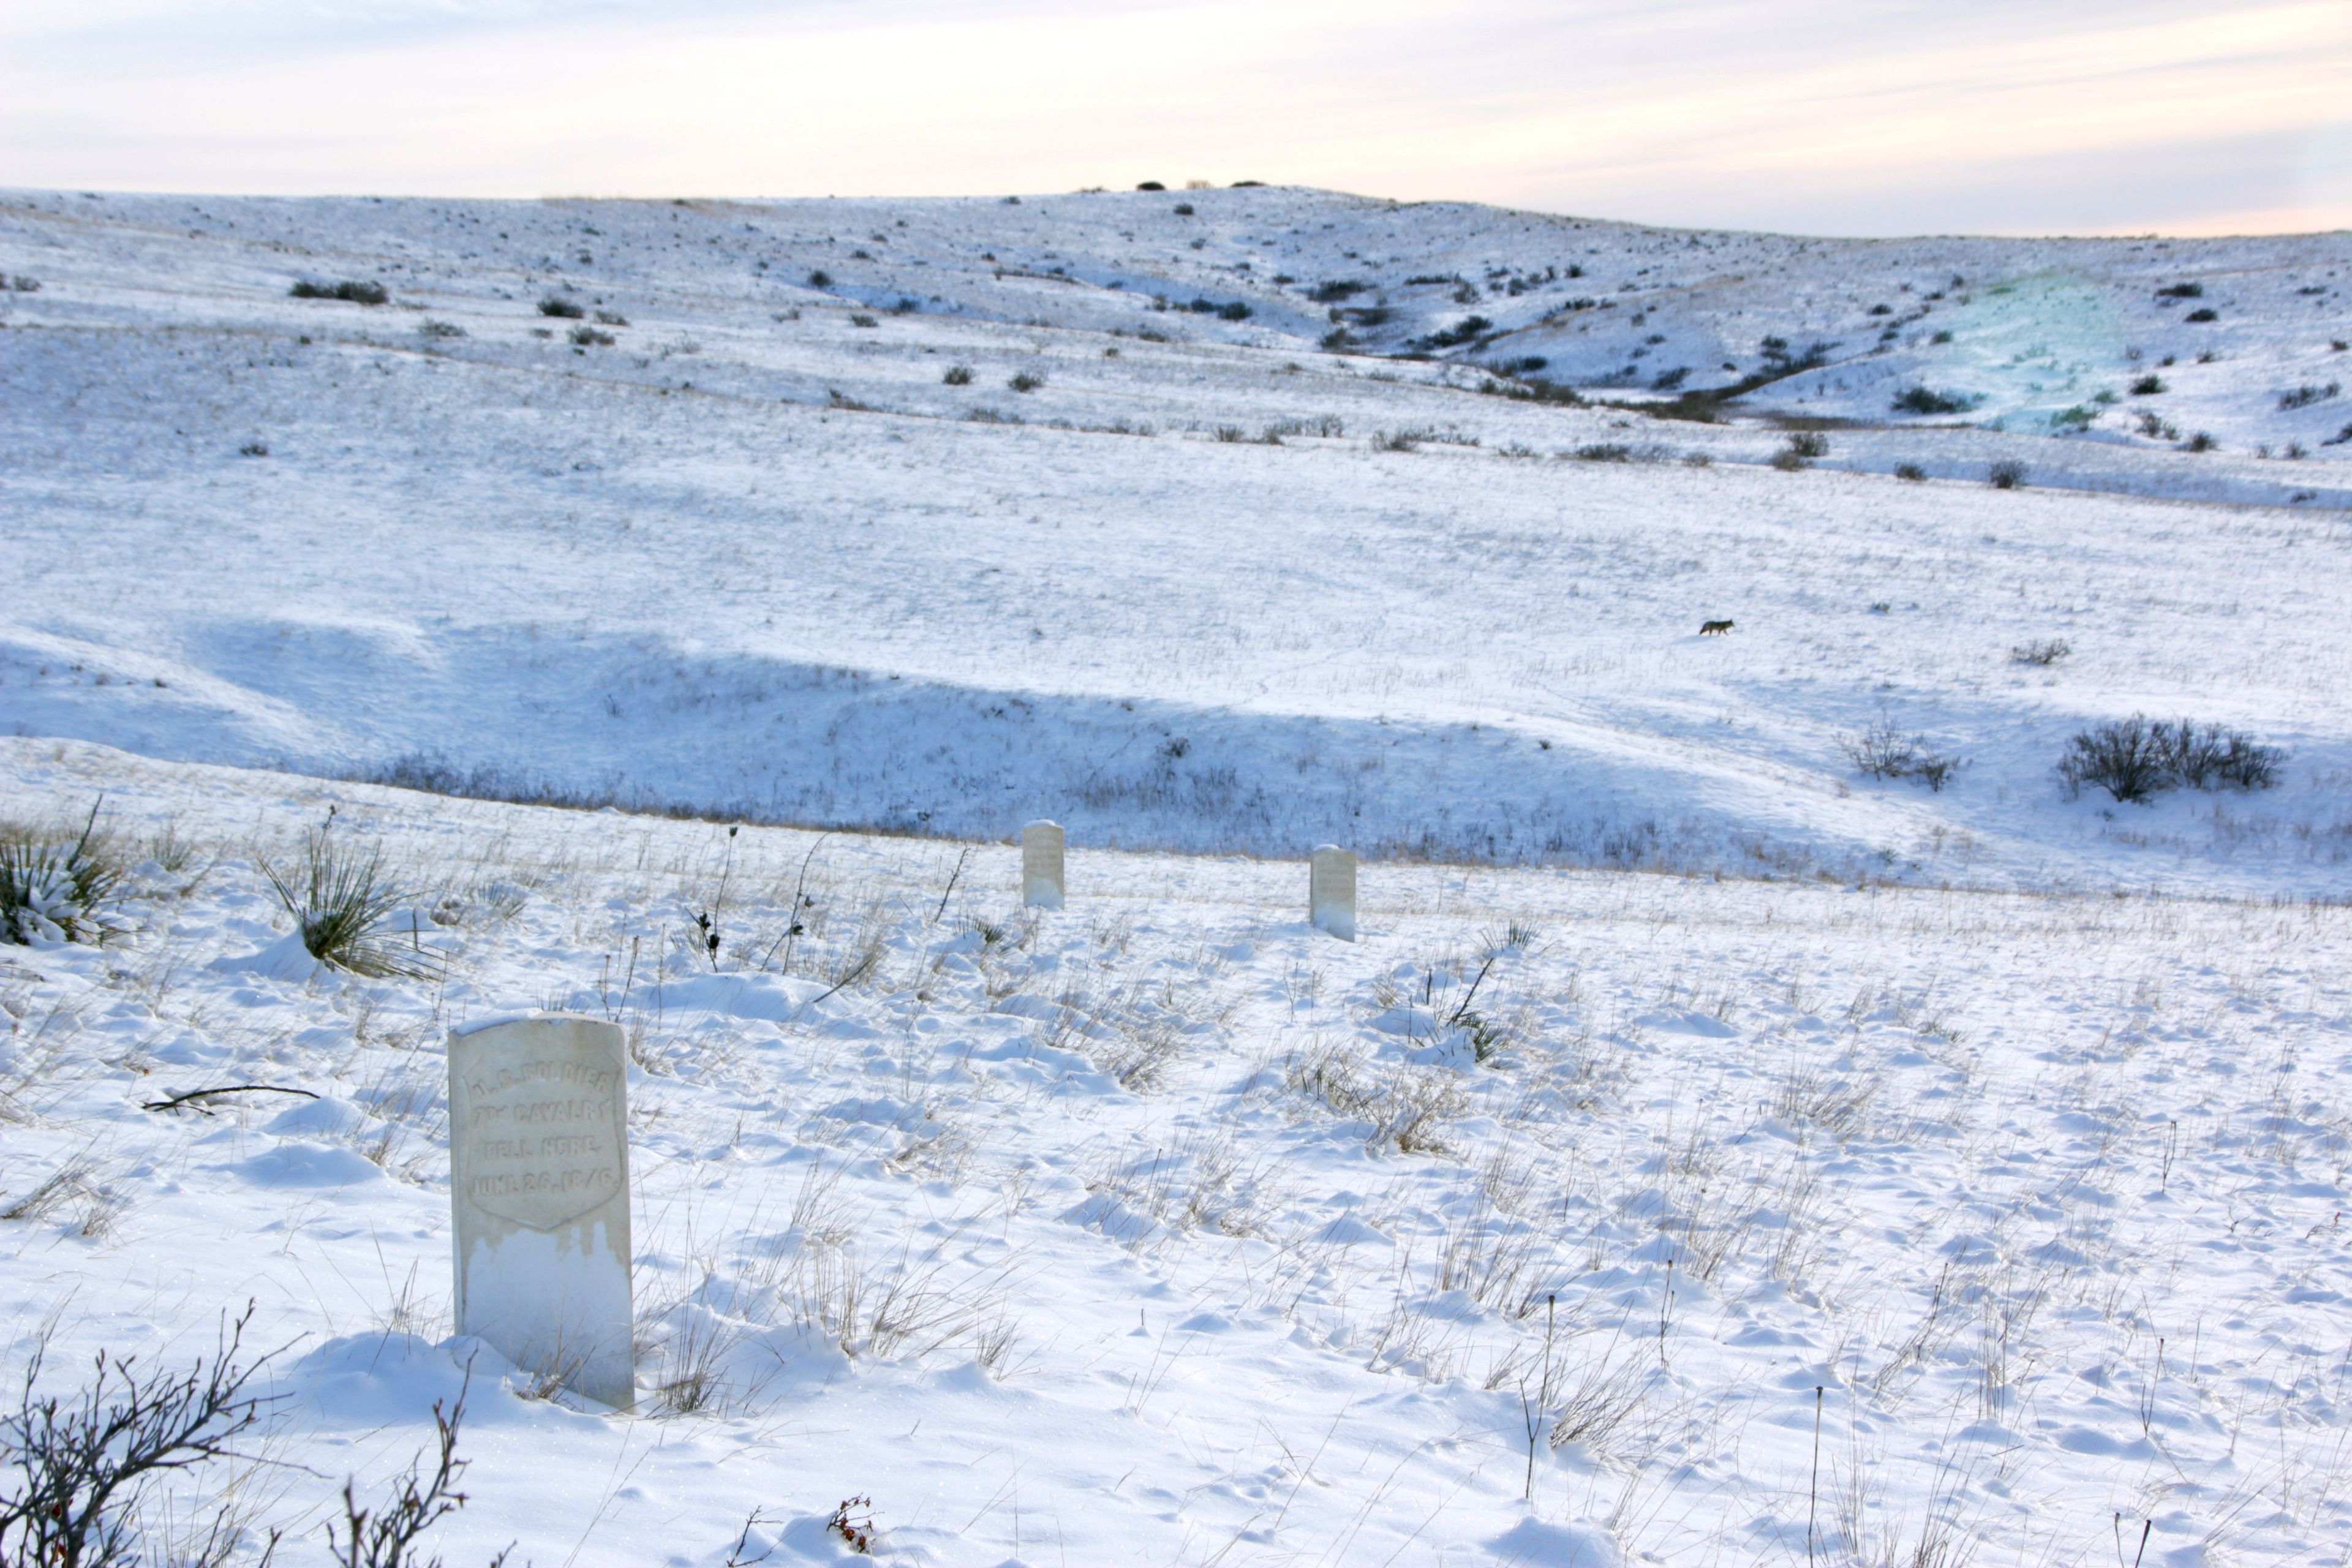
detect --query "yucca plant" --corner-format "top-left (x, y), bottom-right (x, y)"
top-left (1, 802), bottom-right (129, 947)
top-left (260, 829), bottom-right (421, 978)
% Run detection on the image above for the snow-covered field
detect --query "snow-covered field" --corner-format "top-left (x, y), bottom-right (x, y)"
top-left (3, 184), bottom-right (2350, 895)
top-left (6, 741), bottom-right (2352, 1567)
top-left (5, 183), bottom-right (2352, 1566)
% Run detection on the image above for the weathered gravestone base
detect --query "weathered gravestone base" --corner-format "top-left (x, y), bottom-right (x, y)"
top-left (447, 1013), bottom-right (635, 1409)
top-left (1310, 845), bottom-right (1357, 941)
top-left (1023, 820), bottom-right (1066, 910)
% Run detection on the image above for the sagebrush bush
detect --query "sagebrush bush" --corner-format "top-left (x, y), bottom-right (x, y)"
top-left (2164, 722), bottom-right (2286, 790)
top-left (261, 829), bottom-right (423, 977)
top-left (2130, 374), bottom-right (2166, 395)
top-left (1839, 721), bottom-right (1959, 791)
top-left (1008, 372), bottom-right (1044, 392)
top-left (291, 280), bottom-right (388, 306)
top-left (1, 805), bottom-right (129, 947)
top-left (568, 324), bottom-right (614, 347)
top-left (2057, 716), bottom-right (2285, 802)
top-left (2057, 717), bottom-right (2169, 802)
top-left (1414, 315), bottom-right (1491, 351)
top-left (537, 296), bottom-right (584, 319)
top-left (1893, 463), bottom-right (1927, 481)
top-left (942, 365), bottom-right (972, 385)
top-left (1771, 432), bottom-right (1826, 471)
top-left (1988, 460), bottom-right (2027, 489)
top-left (1891, 386), bottom-right (1978, 415)
top-left (2011, 638), bottom-right (2070, 666)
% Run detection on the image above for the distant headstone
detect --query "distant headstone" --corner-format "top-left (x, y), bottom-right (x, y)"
top-left (447, 1013), bottom-right (634, 1410)
top-left (1022, 820), bottom-right (1066, 909)
top-left (1310, 845), bottom-right (1357, 941)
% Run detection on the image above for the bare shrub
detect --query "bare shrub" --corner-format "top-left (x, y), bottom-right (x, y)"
top-left (292, 280), bottom-right (388, 306)
top-left (1987, 460), bottom-right (2027, 489)
top-left (941, 365), bottom-right (971, 385)
top-left (327, 1389), bottom-right (492, 1568)
top-left (2163, 721), bottom-right (2286, 791)
top-left (1891, 387), bottom-right (1978, 415)
top-left (536, 296), bottom-right (584, 319)
top-left (2057, 716), bottom-right (2285, 802)
top-left (1263, 415), bottom-right (1345, 439)
top-left (1839, 721), bottom-right (1959, 791)
top-left (2010, 639), bottom-right (2070, 666)
top-left (0, 1310), bottom-right (273, 1568)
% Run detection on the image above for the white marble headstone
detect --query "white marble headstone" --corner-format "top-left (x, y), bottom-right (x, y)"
top-left (1022, 820), bottom-right (1066, 910)
top-left (1310, 845), bottom-right (1357, 941)
top-left (447, 1013), bottom-right (634, 1409)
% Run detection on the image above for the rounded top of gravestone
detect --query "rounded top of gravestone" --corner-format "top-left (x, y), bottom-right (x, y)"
top-left (450, 1009), bottom-right (609, 1039)
top-left (1024, 818), bottom-right (1061, 831)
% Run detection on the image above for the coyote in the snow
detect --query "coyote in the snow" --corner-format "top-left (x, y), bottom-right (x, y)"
top-left (1698, 619), bottom-right (1734, 636)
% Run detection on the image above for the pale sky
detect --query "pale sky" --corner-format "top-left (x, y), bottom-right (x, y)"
top-left (4, 1), bottom-right (2347, 236)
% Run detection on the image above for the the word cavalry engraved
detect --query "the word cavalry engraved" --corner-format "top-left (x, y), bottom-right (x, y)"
top-left (458, 1054), bottom-right (624, 1227)
top-left (447, 1013), bottom-right (634, 1409)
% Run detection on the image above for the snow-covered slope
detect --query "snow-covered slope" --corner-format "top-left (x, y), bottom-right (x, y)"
top-left (2, 185), bottom-right (2350, 897)
top-left (6, 742), bottom-right (2351, 1567)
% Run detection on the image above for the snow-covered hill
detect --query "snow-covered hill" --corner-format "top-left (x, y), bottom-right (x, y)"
top-left (2, 184), bottom-right (2350, 897)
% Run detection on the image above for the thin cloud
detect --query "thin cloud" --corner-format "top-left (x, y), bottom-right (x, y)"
top-left (1, 0), bottom-right (2343, 234)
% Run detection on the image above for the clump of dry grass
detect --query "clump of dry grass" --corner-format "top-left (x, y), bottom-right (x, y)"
top-left (2, 803), bottom-right (130, 948)
top-left (1283, 1041), bottom-right (1465, 1153)
top-left (261, 829), bottom-right (425, 978)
